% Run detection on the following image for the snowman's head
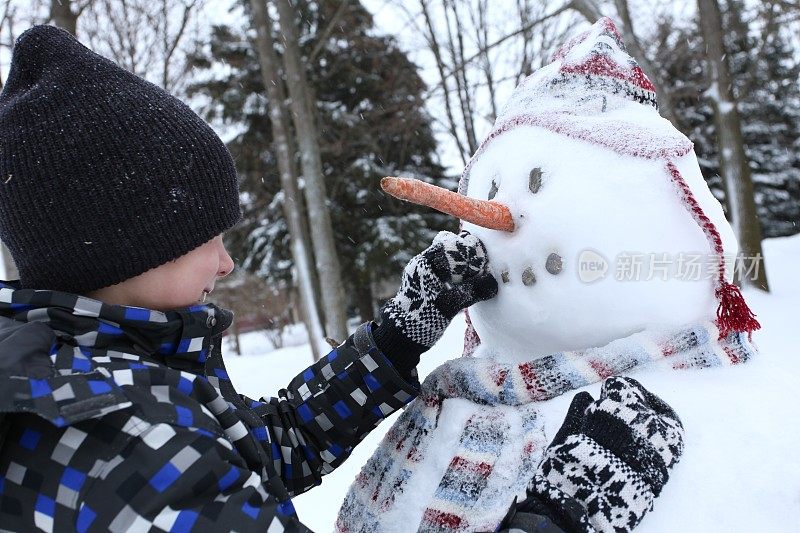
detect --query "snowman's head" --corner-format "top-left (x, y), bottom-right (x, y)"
top-left (454, 18), bottom-right (744, 360)
top-left (461, 125), bottom-right (736, 360)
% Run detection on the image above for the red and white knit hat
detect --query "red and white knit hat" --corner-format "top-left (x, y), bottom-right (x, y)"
top-left (460, 17), bottom-right (759, 356)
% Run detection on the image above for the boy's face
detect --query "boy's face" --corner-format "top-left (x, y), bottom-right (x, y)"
top-left (86, 234), bottom-right (235, 311)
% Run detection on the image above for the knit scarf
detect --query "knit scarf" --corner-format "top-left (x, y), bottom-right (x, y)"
top-left (336, 322), bottom-right (757, 533)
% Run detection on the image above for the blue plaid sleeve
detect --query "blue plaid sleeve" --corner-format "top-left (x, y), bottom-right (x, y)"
top-left (78, 421), bottom-right (311, 532)
top-left (247, 322), bottom-right (420, 496)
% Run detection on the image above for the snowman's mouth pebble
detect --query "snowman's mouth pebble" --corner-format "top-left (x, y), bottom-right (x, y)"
top-left (521, 267), bottom-right (536, 285)
top-left (499, 266), bottom-right (537, 286)
top-left (498, 254), bottom-right (563, 287)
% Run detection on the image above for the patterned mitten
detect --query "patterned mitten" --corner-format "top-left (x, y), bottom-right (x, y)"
top-left (372, 230), bottom-right (498, 374)
top-left (500, 377), bottom-right (685, 533)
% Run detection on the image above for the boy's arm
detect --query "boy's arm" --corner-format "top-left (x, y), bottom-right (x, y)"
top-left (246, 322), bottom-right (419, 496)
top-left (245, 230), bottom-right (498, 496)
top-left (77, 324), bottom-right (423, 530)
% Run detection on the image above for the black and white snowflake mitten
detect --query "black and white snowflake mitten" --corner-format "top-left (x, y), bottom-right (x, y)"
top-left (372, 230), bottom-right (497, 374)
top-left (500, 377), bottom-right (685, 533)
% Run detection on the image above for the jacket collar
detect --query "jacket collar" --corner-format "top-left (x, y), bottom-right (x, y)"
top-left (0, 279), bottom-right (234, 371)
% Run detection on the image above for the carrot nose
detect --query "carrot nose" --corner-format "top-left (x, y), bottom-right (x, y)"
top-left (380, 177), bottom-right (515, 232)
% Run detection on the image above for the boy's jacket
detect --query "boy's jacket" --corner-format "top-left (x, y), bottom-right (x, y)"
top-left (0, 280), bottom-right (418, 531)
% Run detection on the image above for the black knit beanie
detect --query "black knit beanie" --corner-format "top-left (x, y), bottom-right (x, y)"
top-left (0, 25), bottom-right (242, 294)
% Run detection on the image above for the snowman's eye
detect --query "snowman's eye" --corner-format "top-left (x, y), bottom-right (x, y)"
top-left (487, 179), bottom-right (498, 200)
top-left (529, 167), bottom-right (543, 194)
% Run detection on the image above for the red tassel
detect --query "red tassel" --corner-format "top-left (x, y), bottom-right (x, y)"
top-left (715, 281), bottom-right (761, 341)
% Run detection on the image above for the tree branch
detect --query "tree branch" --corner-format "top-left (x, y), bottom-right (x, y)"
top-left (612, 0), bottom-right (678, 124)
top-left (308, 0), bottom-right (349, 64)
top-left (425, 2), bottom-right (569, 98)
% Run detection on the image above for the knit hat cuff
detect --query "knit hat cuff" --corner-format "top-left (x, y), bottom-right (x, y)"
top-left (18, 202), bottom-right (242, 294)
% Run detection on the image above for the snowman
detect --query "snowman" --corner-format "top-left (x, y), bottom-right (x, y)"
top-left (336, 18), bottom-right (762, 533)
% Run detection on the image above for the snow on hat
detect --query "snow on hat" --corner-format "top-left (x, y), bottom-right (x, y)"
top-left (459, 17), bottom-right (759, 355)
top-left (0, 25), bottom-right (242, 294)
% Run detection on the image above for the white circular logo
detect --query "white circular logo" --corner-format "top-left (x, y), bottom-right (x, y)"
top-left (578, 249), bottom-right (608, 283)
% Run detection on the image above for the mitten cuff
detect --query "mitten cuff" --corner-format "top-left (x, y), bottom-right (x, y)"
top-left (582, 408), bottom-right (669, 496)
top-left (371, 318), bottom-right (426, 376)
top-left (507, 476), bottom-right (595, 533)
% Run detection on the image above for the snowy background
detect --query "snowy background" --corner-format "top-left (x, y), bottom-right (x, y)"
top-left (223, 233), bottom-right (800, 532)
top-left (0, 2), bottom-right (795, 530)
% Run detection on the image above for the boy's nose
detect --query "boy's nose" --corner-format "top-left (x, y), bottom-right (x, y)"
top-left (218, 248), bottom-right (235, 278)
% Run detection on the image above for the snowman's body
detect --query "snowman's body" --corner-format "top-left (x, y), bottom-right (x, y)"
top-left (534, 352), bottom-right (797, 532)
top-left (344, 338), bottom-right (781, 533)
top-left (379, 368), bottom-right (745, 532)
top-left (337, 317), bottom-right (759, 533)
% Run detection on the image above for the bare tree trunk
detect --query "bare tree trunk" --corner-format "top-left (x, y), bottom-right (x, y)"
top-left (0, 0), bottom-right (14, 81)
top-left (442, 0), bottom-right (478, 154)
top-left (420, 0), bottom-right (469, 165)
top-left (230, 319), bottom-right (241, 356)
top-left (273, 0), bottom-right (349, 341)
top-left (474, 0), bottom-right (498, 121)
top-left (50, 0), bottom-right (78, 35)
top-left (355, 274), bottom-right (374, 323)
top-left (514, 0), bottom-right (535, 83)
top-left (158, 0), bottom-right (198, 92)
top-left (249, 0), bottom-right (329, 359)
top-left (697, 0), bottom-right (769, 291)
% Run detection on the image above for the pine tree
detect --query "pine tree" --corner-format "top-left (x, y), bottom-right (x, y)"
top-left (737, 25), bottom-right (800, 237)
top-left (187, 1), bottom-right (454, 322)
top-left (649, 5), bottom-right (800, 239)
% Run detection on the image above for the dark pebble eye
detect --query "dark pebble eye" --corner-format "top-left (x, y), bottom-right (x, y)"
top-left (529, 167), bottom-right (543, 194)
top-left (488, 179), bottom-right (498, 200)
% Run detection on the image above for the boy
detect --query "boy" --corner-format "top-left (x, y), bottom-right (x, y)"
top-left (0, 25), bottom-right (497, 532)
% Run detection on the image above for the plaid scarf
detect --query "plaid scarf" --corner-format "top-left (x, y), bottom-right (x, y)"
top-left (336, 322), bottom-right (757, 533)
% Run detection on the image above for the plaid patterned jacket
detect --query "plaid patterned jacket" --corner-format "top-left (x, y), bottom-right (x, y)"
top-left (0, 280), bottom-right (419, 532)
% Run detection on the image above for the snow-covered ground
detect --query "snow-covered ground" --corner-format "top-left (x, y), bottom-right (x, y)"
top-left (224, 234), bottom-right (800, 532)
